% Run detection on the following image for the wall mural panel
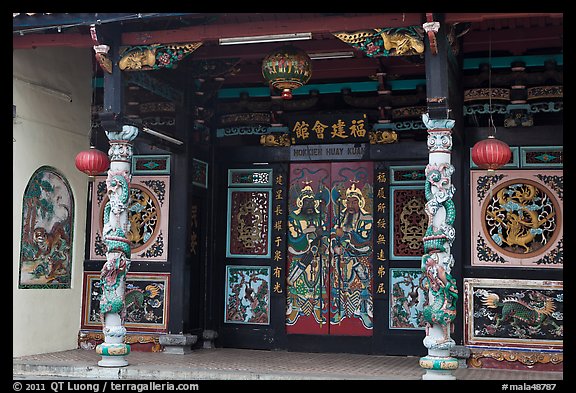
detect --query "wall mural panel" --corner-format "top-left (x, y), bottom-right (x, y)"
top-left (389, 268), bottom-right (427, 330)
top-left (224, 265), bottom-right (271, 325)
top-left (19, 166), bottom-right (74, 289)
top-left (90, 175), bottom-right (170, 261)
top-left (81, 272), bottom-right (170, 332)
top-left (470, 170), bottom-right (563, 268)
top-left (464, 278), bottom-right (563, 349)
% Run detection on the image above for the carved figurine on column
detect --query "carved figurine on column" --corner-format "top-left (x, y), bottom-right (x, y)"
top-left (96, 125), bottom-right (139, 367)
top-left (419, 113), bottom-right (459, 379)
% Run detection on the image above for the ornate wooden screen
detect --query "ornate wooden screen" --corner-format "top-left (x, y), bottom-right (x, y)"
top-left (286, 162), bottom-right (374, 336)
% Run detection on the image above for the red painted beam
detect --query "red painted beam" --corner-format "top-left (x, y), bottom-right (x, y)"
top-left (461, 24), bottom-right (563, 55)
top-left (13, 13), bottom-right (423, 50)
top-left (445, 13), bottom-right (563, 23)
top-left (13, 33), bottom-right (93, 49)
top-left (121, 13), bottom-right (423, 46)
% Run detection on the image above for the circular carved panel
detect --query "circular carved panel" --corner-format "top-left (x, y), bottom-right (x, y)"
top-left (481, 178), bottom-right (561, 258)
top-left (100, 184), bottom-right (161, 253)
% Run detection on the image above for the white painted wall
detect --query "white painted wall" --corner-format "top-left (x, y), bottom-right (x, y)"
top-left (13, 46), bottom-right (93, 357)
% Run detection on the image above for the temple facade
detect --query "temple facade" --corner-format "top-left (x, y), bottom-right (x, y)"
top-left (13, 13), bottom-right (563, 374)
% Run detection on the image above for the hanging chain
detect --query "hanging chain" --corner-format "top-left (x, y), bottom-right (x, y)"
top-left (488, 27), bottom-right (497, 138)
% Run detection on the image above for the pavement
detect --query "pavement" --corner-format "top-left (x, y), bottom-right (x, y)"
top-left (12, 347), bottom-right (564, 382)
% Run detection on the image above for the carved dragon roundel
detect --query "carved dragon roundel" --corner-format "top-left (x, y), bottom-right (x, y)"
top-left (481, 178), bottom-right (561, 258)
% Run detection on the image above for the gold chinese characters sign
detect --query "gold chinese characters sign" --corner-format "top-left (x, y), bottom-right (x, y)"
top-left (286, 113), bottom-right (368, 145)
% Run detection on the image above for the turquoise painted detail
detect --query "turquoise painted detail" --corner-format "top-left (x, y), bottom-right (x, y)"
top-left (217, 80), bottom-right (427, 98)
top-left (96, 343), bottom-right (131, 356)
top-left (419, 355), bottom-right (459, 370)
top-left (463, 54), bottom-right (562, 69)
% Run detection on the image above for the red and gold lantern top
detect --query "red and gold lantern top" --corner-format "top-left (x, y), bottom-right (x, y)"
top-left (262, 45), bottom-right (312, 100)
top-left (75, 146), bottom-right (110, 177)
top-left (471, 135), bottom-right (512, 171)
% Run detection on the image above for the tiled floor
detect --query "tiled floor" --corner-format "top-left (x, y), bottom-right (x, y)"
top-left (13, 348), bottom-right (564, 381)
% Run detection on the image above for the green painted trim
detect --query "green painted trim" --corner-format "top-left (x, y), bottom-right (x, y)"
top-left (217, 80), bottom-right (426, 98)
top-left (95, 343), bottom-right (131, 356)
top-left (463, 54), bottom-right (563, 70)
top-left (419, 355), bottom-right (459, 371)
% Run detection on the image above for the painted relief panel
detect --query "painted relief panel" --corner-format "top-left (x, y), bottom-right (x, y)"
top-left (520, 146), bottom-right (563, 168)
top-left (389, 165), bottom-right (426, 184)
top-left (90, 175), bottom-right (170, 261)
top-left (470, 170), bottom-right (563, 268)
top-left (389, 185), bottom-right (427, 260)
top-left (464, 278), bottom-right (563, 349)
top-left (19, 166), bottom-right (74, 289)
top-left (226, 188), bottom-right (271, 258)
top-left (82, 272), bottom-right (170, 331)
top-left (224, 265), bottom-right (271, 325)
top-left (286, 163), bottom-right (331, 335)
top-left (132, 154), bottom-right (171, 175)
top-left (389, 268), bottom-right (426, 330)
top-left (192, 158), bottom-right (208, 188)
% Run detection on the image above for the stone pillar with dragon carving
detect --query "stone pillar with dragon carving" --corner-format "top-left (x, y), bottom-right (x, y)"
top-left (96, 125), bottom-right (139, 367)
top-left (419, 113), bottom-right (459, 379)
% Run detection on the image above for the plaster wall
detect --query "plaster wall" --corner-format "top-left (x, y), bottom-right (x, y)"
top-left (13, 46), bottom-right (93, 357)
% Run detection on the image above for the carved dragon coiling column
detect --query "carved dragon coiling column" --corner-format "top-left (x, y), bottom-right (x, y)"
top-left (96, 125), bottom-right (138, 367)
top-left (419, 113), bottom-right (459, 379)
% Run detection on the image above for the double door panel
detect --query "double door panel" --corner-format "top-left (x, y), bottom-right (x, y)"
top-left (286, 162), bottom-right (374, 336)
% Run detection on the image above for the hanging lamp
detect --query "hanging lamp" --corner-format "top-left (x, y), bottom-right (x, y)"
top-left (471, 135), bottom-right (511, 171)
top-left (470, 26), bottom-right (511, 172)
top-left (262, 45), bottom-right (312, 100)
top-left (75, 58), bottom-right (110, 178)
top-left (75, 145), bottom-right (110, 176)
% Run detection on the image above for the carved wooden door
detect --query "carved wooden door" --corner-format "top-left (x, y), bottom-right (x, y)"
top-left (286, 162), bottom-right (374, 336)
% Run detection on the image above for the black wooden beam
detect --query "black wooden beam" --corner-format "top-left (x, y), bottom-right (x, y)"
top-left (97, 24), bottom-right (124, 133)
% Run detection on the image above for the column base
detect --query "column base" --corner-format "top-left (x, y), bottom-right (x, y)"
top-left (202, 330), bottom-right (218, 349)
top-left (420, 355), bottom-right (458, 380)
top-left (98, 356), bottom-right (129, 367)
top-left (96, 343), bottom-right (130, 367)
top-left (422, 369), bottom-right (457, 380)
top-left (159, 334), bottom-right (197, 354)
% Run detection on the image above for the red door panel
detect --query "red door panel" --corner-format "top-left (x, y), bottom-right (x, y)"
top-left (286, 161), bottom-right (373, 336)
top-left (329, 161), bottom-right (373, 336)
top-left (286, 163), bottom-right (331, 335)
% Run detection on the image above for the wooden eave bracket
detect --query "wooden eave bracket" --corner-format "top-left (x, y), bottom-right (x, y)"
top-left (90, 24), bottom-right (113, 73)
top-left (423, 13), bottom-right (440, 55)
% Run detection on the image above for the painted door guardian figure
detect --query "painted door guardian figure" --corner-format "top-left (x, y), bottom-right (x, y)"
top-left (330, 182), bottom-right (373, 329)
top-left (286, 183), bottom-right (330, 328)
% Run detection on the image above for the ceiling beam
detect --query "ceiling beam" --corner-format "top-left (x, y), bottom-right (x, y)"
top-left (461, 25), bottom-right (563, 55)
top-left (13, 33), bottom-right (94, 49)
top-left (444, 12), bottom-right (563, 23)
top-left (121, 13), bottom-right (423, 45)
top-left (13, 13), bottom-right (423, 50)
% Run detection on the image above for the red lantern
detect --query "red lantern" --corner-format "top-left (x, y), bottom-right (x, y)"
top-left (75, 146), bottom-right (110, 176)
top-left (471, 135), bottom-right (511, 171)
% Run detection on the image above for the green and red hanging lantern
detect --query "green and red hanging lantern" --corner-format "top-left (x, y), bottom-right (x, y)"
top-left (471, 135), bottom-right (511, 171)
top-left (262, 45), bottom-right (312, 100)
top-left (75, 146), bottom-right (110, 177)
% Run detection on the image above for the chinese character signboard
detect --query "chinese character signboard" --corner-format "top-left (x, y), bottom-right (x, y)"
top-left (286, 113), bottom-right (369, 145)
